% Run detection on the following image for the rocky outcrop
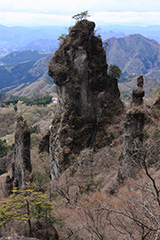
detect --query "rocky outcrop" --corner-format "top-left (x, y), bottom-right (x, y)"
top-left (38, 131), bottom-right (50, 154)
top-left (13, 116), bottom-right (32, 188)
top-left (132, 75), bottom-right (145, 106)
top-left (48, 20), bottom-right (123, 179)
top-left (5, 175), bottom-right (13, 197)
top-left (118, 75), bottom-right (145, 180)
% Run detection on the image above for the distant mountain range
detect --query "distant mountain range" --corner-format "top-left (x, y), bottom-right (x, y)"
top-left (106, 34), bottom-right (160, 95)
top-left (0, 24), bottom-right (67, 55)
top-left (0, 50), bottom-right (56, 97)
top-left (0, 33), bottom-right (160, 98)
top-left (107, 34), bottom-right (160, 76)
top-left (1, 24), bottom-right (160, 56)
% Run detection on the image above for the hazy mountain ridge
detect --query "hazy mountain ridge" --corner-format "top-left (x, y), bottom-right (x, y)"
top-left (21, 39), bottom-right (59, 52)
top-left (0, 50), bottom-right (50, 66)
top-left (1, 33), bottom-right (160, 97)
top-left (0, 50), bottom-right (53, 94)
top-left (0, 24), bottom-right (67, 55)
top-left (107, 34), bottom-right (160, 75)
top-left (1, 24), bottom-right (160, 56)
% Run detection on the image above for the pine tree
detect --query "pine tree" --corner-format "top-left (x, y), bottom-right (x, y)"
top-left (0, 186), bottom-right (56, 237)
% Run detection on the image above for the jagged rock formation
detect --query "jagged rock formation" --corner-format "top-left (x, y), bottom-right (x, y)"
top-left (38, 131), bottom-right (50, 154)
top-left (5, 175), bottom-right (13, 197)
top-left (132, 75), bottom-right (145, 106)
top-left (48, 20), bottom-right (123, 179)
top-left (118, 75), bottom-right (145, 180)
top-left (12, 116), bottom-right (32, 188)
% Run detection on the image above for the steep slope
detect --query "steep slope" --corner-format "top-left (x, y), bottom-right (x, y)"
top-left (0, 50), bottom-right (49, 66)
top-left (0, 51), bottom-right (53, 95)
top-left (107, 34), bottom-right (160, 78)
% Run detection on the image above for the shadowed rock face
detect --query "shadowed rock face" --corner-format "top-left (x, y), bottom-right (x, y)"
top-left (118, 75), bottom-right (145, 180)
top-left (132, 75), bottom-right (145, 106)
top-left (48, 20), bottom-right (123, 179)
top-left (38, 131), bottom-right (50, 154)
top-left (13, 116), bottom-right (32, 188)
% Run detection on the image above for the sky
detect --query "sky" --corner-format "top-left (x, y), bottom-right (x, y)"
top-left (0, 0), bottom-right (160, 27)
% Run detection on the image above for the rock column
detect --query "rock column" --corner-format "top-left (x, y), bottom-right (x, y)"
top-left (13, 116), bottom-right (32, 188)
top-left (118, 75), bottom-right (145, 180)
top-left (49, 20), bottom-right (123, 179)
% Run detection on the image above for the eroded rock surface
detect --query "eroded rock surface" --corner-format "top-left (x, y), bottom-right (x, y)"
top-left (13, 116), bottom-right (32, 188)
top-left (38, 131), bottom-right (50, 154)
top-left (132, 75), bottom-right (145, 106)
top-left (118, 75), bottom-right (145, 179)
top-left (48, 20), bottom-right (123, 179)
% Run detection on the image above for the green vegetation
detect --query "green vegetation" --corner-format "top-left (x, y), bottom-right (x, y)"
top-left (72, 11), bottom-right (90, 22)
top-left (152, 86), bottom-right (160, 96)
top-left (4, 95), bottom-right (52, 106)
top-left (103, 41), bottom-right (108, 51)
top-left (0, 139), bottom-right (8, 158)
top-left (0, 168), bottom-right (7, 175)
top-left (57, 34), bottom-right (67, 42)
top-left (0, 138), bottom-right (15, 159)
top-left (108, 64), bottom-right (122, 79)
top-left (30, 125), bottom-right (39, 134)
top-left (0, 186), bottom-right (57, 237)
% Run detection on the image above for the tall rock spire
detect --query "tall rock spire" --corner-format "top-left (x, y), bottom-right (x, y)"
top-left (49, 20), bottom-right (123, 179)
top-left (118, 75), bottom-right (145, 180)
top-left (13, 116), bottom-right (32, 188)
top-left (132, 75), bottom-right (145, 106)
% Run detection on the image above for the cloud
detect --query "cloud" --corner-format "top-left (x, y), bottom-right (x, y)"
top-left (0, 0), bottom-right (160, 27)
top-left (92, 11), bottom-right (160, 26)
top-left (0, 10), bottom-right (160, 27)
top-left (1, 0), bottom-right (160, 14)
top-left (0, 11), bottom-right (73, 26)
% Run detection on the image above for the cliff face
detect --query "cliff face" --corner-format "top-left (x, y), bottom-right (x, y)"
top-left (48, 20), bottom-right (123, 179)
top-left (13, 116), bottom-right (32, 188)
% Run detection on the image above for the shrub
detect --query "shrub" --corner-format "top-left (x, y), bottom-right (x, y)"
top-left (0, 186), bottom-right (57, 237)
top-left (0, 139), bottom-right (8, 158)
top-left (0, 168), bottom-right (7, 175)
top-left (72, 11), bottom-right (90, 22)
top-left (108, 64), bottom-right (121, 79)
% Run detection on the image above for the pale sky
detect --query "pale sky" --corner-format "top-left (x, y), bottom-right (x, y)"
top-left (0, 0), bottom-right (160, 27)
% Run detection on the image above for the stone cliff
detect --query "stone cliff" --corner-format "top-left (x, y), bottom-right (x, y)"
top-left (48, 20), bottom-right (123, 179)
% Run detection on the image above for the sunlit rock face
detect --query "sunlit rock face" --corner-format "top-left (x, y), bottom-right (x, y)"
top-left (49, 20), bottom-right (123, 179)
top-left (118, 75), bottom-right (145, 180)
top-left (13, 116), bottom-right (32, 188)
